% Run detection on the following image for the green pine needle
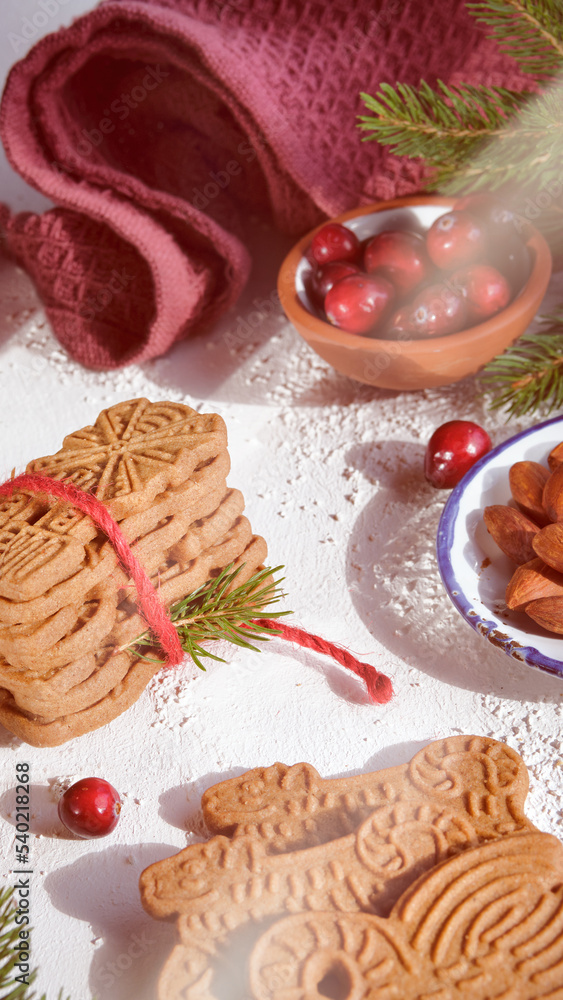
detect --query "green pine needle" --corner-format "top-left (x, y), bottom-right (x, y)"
top-left (480, 306), bottom-right (563, 416)
top-left (126, 563), bottom-right (290, 671)
top-left (356, 0), bottom-right (563, 240)
top-left (0, 887), bottom-right (68, 1000)
top-left (437, 83), bottom-right (563, 193)
top-left (358, 80), bottom-right (529, 171)
top-left (467, 0), bottom-right (563, 77)
top-left (354, 0), bottom-right (563, 407)
top-left (358, 78), bottom-right (563, 193)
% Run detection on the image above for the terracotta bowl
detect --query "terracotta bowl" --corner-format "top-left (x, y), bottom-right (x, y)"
top-left (277, 196), bottom-right (552, 391)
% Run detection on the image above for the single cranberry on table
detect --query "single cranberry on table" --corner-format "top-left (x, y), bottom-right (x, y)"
top-left (387, 282), bottom-right (466, 339)
top-left (363, 230), bottom-right (432, 296)
top-left (58, 777), bottom-right (121, 838)
top-left (424, 420), bottom-right (492, 489)
top-left (426, 210), bottom-right (487, 270)
top-left (449, 264), bottom-right (511, 322)
top-left (306, 261), bottom-right (360, 309)
top-left (324, 273), bottom-right (395, 334)
top-left (308, 223), bottom-right (361, 266)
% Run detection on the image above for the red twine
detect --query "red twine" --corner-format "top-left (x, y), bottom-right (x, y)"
top-left (0, 473), bottom-right (184, 666)
top-left (0, 474), bottom-right (393, 703)
top-left (259, 620), bottom-right (393, 705)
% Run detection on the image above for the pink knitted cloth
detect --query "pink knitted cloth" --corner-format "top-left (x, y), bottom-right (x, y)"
top-left (0, 0), bottom-right (525, 370)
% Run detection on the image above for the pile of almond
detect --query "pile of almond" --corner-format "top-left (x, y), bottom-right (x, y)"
top-left (484, 441), bottom-right (563, 633)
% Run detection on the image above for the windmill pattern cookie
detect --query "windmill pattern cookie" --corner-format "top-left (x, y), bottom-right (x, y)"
top-left (140, 736), bottom-right (539, 1000)
top-left (0, 398), bottom-right (227, 603)
top-left (0, 398), bottom-right (267, 746)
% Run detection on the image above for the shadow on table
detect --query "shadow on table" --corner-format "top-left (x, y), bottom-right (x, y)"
top-left (150, 315), bottom-right (406, 410)
top-left (45, 843), bottom-right (179, 1000)
top-left (0, 256), bottom-right (42, 348)
top-left (142, 216), bottom-right (409, 409)
top-left (158, 769), bottom-right (247, 834)
top-left (0, 723), bottom-right (19, 748)
top-left (0, 783), bottom-right (63, 837)
top-left (344, 440), bottom-right (563, 705)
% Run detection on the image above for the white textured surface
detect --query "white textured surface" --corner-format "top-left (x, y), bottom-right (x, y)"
top-left (1, 5), bottom-right (563, 995)
top-left (0, 235), bottom-right (562, 998)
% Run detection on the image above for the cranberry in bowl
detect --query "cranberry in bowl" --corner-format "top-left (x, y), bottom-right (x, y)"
top-left (277, 196), bottom-right (551, 391)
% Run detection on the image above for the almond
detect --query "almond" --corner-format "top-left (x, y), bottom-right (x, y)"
top-left (506, 557), bottom-right (563, 610)
top-left (508, 461), bottom-right (550, 526)
top-left (532, 522), bottom-right (563, 573)
top-left (483, 505), bottom-right (539, 564)
top-left (542, 464), bottom-right (563, 522)
top-left (548, 441), bottom-right (563, 471)
top-left (524, 596), bottom-right (563, 634)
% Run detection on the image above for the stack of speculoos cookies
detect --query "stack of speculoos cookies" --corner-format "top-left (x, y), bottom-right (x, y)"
top-left (0, 398), bottom-right (266, 746)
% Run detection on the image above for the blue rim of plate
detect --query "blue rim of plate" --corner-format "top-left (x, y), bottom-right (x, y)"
top-left (436, 412), bottom-right (563, 678)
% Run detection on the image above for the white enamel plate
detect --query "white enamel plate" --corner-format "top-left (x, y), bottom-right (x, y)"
top-left (437, 414), bottom-right (563, 678)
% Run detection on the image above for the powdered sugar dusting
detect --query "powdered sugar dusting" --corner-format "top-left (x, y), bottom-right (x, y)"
top-left (1, 253), bottom-right (563, 999)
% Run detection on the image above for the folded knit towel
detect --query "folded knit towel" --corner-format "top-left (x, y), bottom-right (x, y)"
top-left (0, 0), bottom-right (525, 369)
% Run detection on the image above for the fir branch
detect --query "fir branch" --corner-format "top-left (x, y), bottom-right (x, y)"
top-left (0, 887), bottom-right (68, 1000)
top-left (358, 80), bottom-right (528, 163)
top-left (467, 0), bottom-right (563, 77)
top-left (124, 564), bottom-right (290, 671)
top-left (480, 307), bottom-right (563, 416)
top-left (359, 76), bottom-right (563, 194)
top-left (438, 82), bottom-right (563, 191)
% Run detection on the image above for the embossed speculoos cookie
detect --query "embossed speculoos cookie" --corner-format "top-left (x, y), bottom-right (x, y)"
top-left (109, 527), bottom-right (268, 650)
top-left (0, 399), bottom-right (227, 605)
top-left (0, 459), bottom-right (230, 629)
top-left (0, 398), bottom-right (268, 745)
top-left (0, 648), bottom-right (135, 721)
top-left (140, 736), bottom-right (540, 1000)
top-left (0, 492), bottom-right (258, 704)
top-left (0, 581), bottom-right (119, 669)
top-left (0, 651), bottom-right (160, 746)
top-left (249, 831), bottom-right (563, 999)
top-left (28, 398), bottom-right (228, 521)
top-left (0, 507), bottom-right (267, 737)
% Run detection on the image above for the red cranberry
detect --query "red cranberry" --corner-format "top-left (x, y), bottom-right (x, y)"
top-left (308, 223), bottom-right (361, 266)
top-left (454, 194), bottom-right (518, 236)
top-left (363, 230), bottom-right (431, 296)
top-left (424, 420), bottom-right (492, 488)
top-left (426, 210), bottom-right (487, 270)
top-left (306, 261), bottom-right (360, 310)
top-left (449, 264), bottom-right (511, 322)
top-left (486, 232), bottom-right (531, 295)
top-left (58, 777), bottom-right (121, 838)
top-left (324, 273), bottom-right (395, 334)
top-left (389, 282), bottom-right (466, 338)
top-left (385, 305), bottom-right (417, 340)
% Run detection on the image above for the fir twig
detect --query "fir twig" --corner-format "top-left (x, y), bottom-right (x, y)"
top-left (439, 82), bottom-right (563, 192)
top-left (480, 306), bottom-right (563, 416)
top-left (358, 79), bottom-right (563, 192)
top-left (0, 886), bottom-right (68, 1000)
top-left (358, 80), bottom-right (529, 167)
top-left (124, 564), bottom-right (290, 671)
top-left (467, 0), bottom-right (563, 77)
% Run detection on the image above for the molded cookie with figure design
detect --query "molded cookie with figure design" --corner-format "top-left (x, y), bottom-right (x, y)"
top-left (250, 831), bottom-right (563, 999)
top-left (140, 735), bottom-right (538, 1000)
top-left (0, 398), bottom-right (267, 745)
